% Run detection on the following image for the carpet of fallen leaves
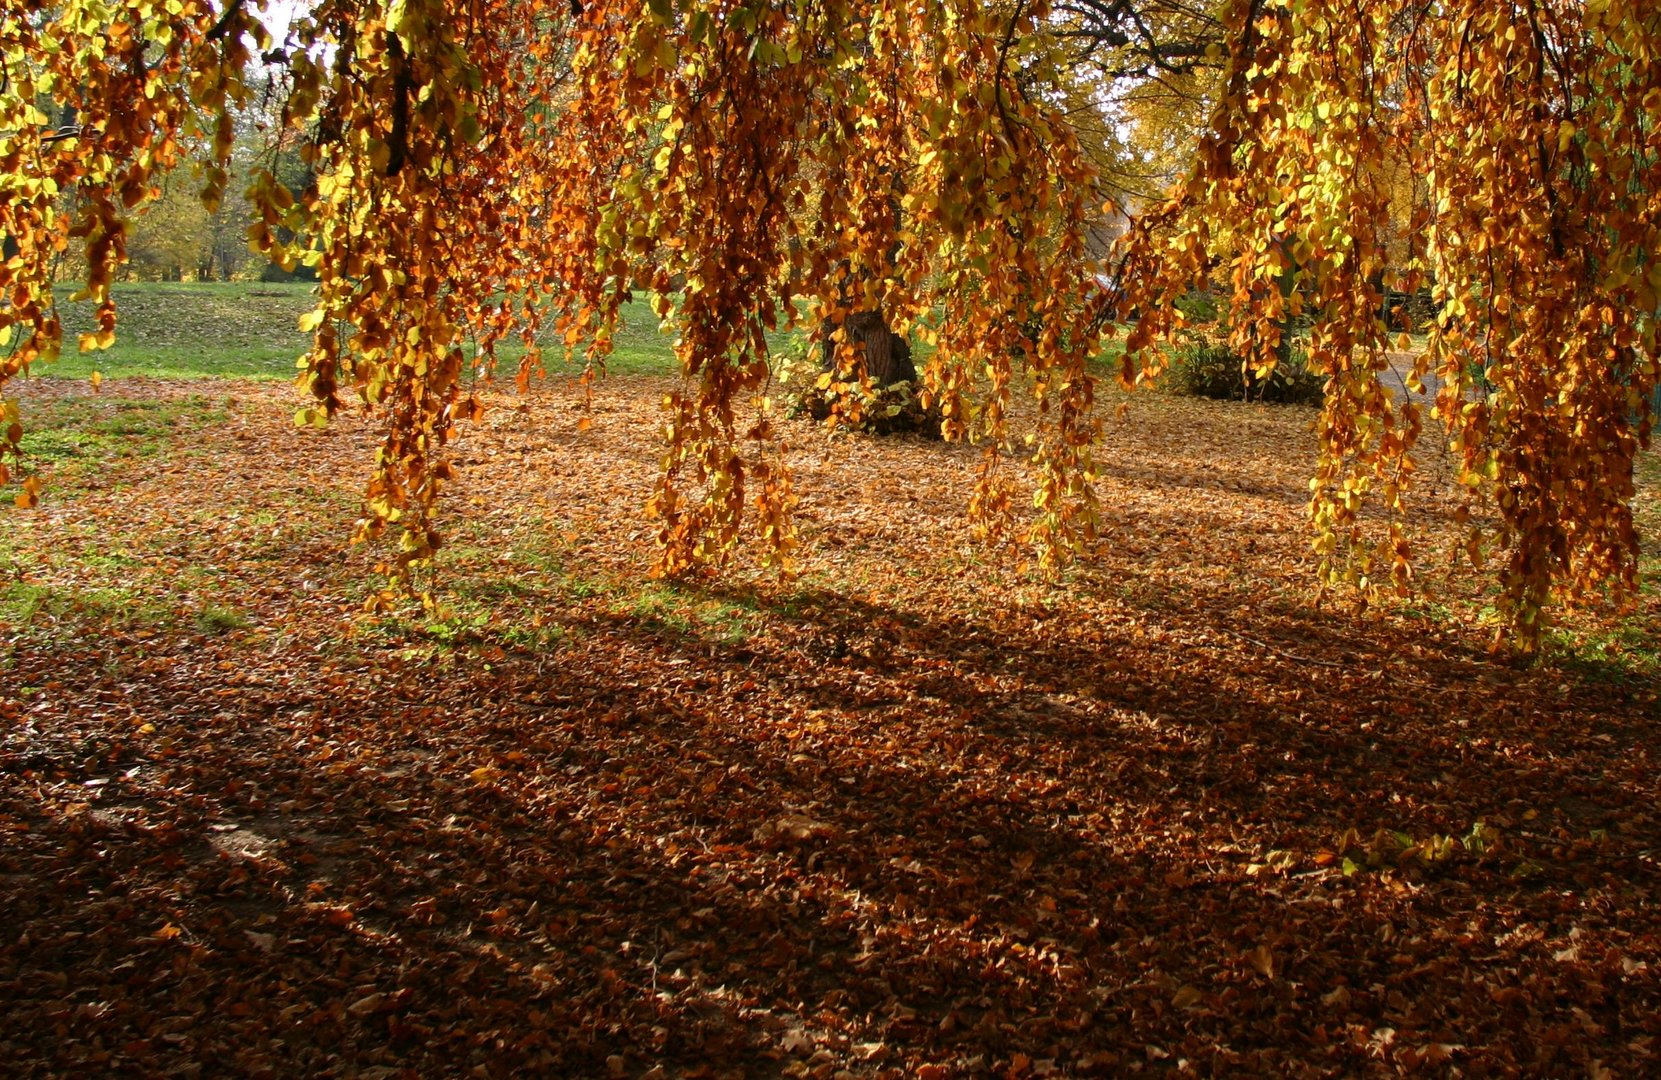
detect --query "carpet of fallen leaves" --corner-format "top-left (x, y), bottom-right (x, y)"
top-left (2, 371), bottom-right (1659, 1077)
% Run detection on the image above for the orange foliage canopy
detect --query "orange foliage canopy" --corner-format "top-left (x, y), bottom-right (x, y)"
top-left (2, 0), bottom-right (1657, 649)
top-left (1115, 0), bottom-right (1661, 647)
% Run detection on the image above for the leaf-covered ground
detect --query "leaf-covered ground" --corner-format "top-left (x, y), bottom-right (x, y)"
top-left (2, 370), bottom-right (1659, 1077)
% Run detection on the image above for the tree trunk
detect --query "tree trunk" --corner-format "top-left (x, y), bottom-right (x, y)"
top-left (821, 309), bottom-right (916, 386)
top-left (800, 307), bottom-right (939, 437)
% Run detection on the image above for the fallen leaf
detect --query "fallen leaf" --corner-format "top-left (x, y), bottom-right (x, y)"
top-left (1245, 944), bottom-right (1275, 979)
top-left (347, 993), bottom-right (384, 1017)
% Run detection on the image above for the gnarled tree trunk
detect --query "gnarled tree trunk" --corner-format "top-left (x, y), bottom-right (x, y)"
top-left (821, 309), bottom-right (916, 386)
top-left (802, 308), bottom-right (938, 437)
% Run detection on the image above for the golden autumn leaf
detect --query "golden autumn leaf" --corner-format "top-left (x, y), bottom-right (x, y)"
top-left (1171, 985), bottom-right (1205, 1009)
top-left (1245, 945), bottom-right (1275, 980)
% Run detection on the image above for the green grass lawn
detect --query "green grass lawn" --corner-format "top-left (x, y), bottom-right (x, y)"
top-left (34, 280), bottom-right (714, 382)
top-left (47, 282), bottom-right (321, 380)
top-left (15, 393), bottom-right (231, 471)
top-left (33, 281), bottom-right (1146, 388)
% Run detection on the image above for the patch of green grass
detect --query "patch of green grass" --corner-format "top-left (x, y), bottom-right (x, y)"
top-left (76, 550), bottom-right (146, 575)
top-left (555, 572), bottom-right (609, 602)
top-left (1546, 624), bottom-right (1661, 684)
top-left (508, 302), bottom-right (804, 379)
top-left (28, 284), bottom-right (1165, 394)
top-left (613, 581), bottom-right (758, 645)
top-left (497, 620), bottom-right (569, 652)
top-left (612, 583), bottom-right (692, 635)
top-left (22, 283), bottom-right (872, 388)
top-left (1396, 597), bottom-right (1458, 625)
top-left (351, 597), bottom-right (570, 656)
top-left (1, 582), bottom-right (55, 627)
top-left (31, 282), bottom-right (709, 383)
top-left (697, 598), bottom-right (761, 646)
top-left (8, 394), bottom-right (230, 481)
top-left (399, 553), bottom-right (762, 651)
top-left (349, 535), bottom-right (606, 654)
top-left (0, 581), bottom-right (176, 637)
top-left (193, 605), bottom-right (251, 636)
top-left (589, 308), bottom-right (685, 377)
top-left (44, 281), bottom-right (318, 380)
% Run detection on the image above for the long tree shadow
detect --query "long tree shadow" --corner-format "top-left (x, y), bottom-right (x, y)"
top-left (4, 574), bottom-right (1659, 1075)
top-left (741, 581), bottom-right (1654, 829)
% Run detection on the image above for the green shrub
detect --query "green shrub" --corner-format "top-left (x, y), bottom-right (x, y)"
top-left (1174, 290), bottom-right (1221, 323)
top-left (1170, 337), bottom-right (1325, 406)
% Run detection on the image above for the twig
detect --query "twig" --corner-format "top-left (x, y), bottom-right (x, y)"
top-left (205, 0), bottom-right (246, 42)
top-left (1219, 627), bottom-right (1445, 689)
top-left (1217, 627), bottom-right (1349, 669)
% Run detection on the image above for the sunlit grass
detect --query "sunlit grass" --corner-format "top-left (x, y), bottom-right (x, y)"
top-left (31, 281), bottom-right (806, 383)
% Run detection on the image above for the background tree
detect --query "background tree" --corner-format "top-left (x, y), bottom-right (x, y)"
top-left (1052, 0), bottom-right (1226, 207)
top-left (124, 172), bottom-right (215, 281)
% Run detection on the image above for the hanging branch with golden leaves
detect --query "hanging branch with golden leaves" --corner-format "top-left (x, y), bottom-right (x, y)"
top-left (1111, 0), bottom-right (1660, 651)
top-left (7, 0), bottom-right (1655, 652)
top-left (1, 0), bottom-right (264, 503)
